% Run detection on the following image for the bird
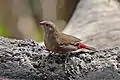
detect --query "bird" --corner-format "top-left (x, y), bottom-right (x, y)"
top-left (39, 20), bottom-right (96, 53)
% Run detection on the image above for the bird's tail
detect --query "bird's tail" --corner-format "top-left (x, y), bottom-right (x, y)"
top-left (87, 47), bottom-right (97, 51)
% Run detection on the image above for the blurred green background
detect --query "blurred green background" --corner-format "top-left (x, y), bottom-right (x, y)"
top-left (0, 0), bottom-right (79, 42)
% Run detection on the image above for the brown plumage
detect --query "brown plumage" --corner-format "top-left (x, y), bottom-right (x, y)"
top-left (39, 20), bottom-right (96, 53)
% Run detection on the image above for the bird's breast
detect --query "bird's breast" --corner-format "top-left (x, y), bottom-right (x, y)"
top-left (44, 34), bottom-right (58, 50)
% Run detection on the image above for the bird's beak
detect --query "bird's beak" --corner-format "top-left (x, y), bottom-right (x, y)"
top-left (39, 21), bottom-right (45, 25)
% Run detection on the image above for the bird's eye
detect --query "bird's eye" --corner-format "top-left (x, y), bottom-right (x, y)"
top-left (45, 24), bottom-right (49, 26)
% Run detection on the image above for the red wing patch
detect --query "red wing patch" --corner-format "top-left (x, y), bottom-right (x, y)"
top-left (76, 42), bottom-right (89, 49)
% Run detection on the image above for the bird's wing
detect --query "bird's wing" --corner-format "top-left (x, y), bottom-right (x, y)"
top-left (57, 33), bottom-right (81, 46)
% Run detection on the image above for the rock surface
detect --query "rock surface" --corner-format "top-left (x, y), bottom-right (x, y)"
top-left (64, 0), bottom-right (120, 49)
top-left (0, 37), bottom-right (120, 80)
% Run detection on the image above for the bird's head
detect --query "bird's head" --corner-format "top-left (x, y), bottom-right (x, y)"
top-left (39, 20), bottom-right (59, 33)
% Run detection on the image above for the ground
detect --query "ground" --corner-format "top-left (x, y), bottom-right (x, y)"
top-left (0, 37), bottom-right (120, 80)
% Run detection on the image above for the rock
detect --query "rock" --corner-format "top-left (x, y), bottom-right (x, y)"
top-left (63, 0), bottom-right (120, 49)
top-left (0, 37), bottom-right (120, 80)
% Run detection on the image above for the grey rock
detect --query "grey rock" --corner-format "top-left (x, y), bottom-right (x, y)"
top-left (0, 37), bottom-right (120, 80)
top-left (64, 0), bottom-right (120, 49)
